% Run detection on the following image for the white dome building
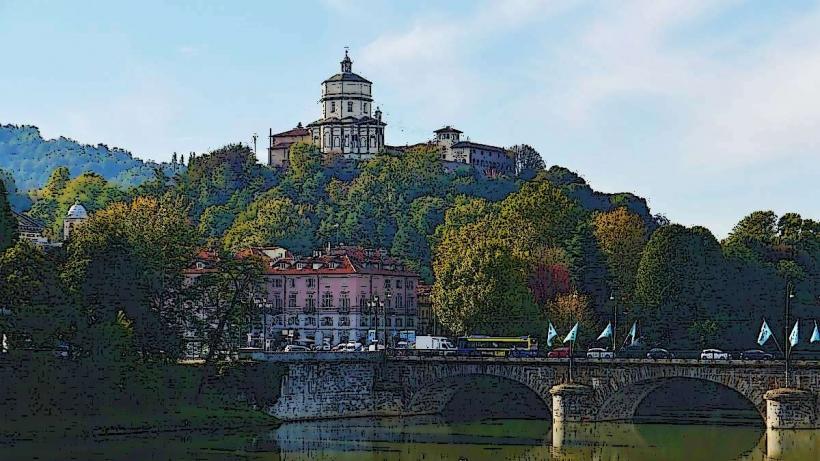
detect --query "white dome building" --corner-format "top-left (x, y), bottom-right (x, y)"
top-left (64, 201), bottom-right (88, 240)
top-left (306, 50), bottom-right (386, 160)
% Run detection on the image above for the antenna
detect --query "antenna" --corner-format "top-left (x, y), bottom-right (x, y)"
top-left (252, 133), bottom-right (259, 156)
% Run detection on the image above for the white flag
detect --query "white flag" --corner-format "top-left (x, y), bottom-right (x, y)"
top-left (563, 323), bottom-right (579, 343)
top-left (547, 322), bottom-right (558, 347)
top-left (789, 321), bottom-right (799, 347)
top-left (757, 320), bottom-right (772, 346)
top-left (597, 322), bottom-right (613, 341)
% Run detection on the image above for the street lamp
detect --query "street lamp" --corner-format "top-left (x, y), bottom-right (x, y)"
top-left (610, 292), bottom-right (617, 353)
top-left (384, 291), bottom-right (392, 352)
top-left (785, 281), bottom-right (795, 386)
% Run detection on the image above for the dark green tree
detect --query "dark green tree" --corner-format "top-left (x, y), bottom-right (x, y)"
top-left (0, 178), bottom-right (18, 253)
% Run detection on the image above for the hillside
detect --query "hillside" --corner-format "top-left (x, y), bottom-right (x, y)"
top-left (0, 124), bottom-right (176, 193)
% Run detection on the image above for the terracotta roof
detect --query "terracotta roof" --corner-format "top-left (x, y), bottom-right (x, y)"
top-left (272, 127), bottom-right (310, 138)
top-left (434, 126), bottom-right (463, 134)
top-left (271, 141), bottom-right (296, 150)
top-left (184, 246), bottom-right (419, 278)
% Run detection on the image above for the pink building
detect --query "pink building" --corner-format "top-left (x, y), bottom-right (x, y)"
top-left (185, 246), bottom-right (420, 351)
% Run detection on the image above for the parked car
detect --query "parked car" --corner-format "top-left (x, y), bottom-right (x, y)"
top-left (700, 348), bottom-right (731, 360)
top-left (586, 348), bottom-right (614, 359)
top-left (368, 340), bottom-right (385, 351)
top-left (284, 344), bottom-right (309, 352)
top-left (340, 342), bottom-right (361, 352)
top-left (740, 349), bottom-right (774, 360)
top-left (547, 347), bottom-right (571, 358)
top-left (646, 348), bottom-right (674, 359)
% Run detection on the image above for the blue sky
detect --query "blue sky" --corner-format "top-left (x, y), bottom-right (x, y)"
top-left (1, 0), bottom-right (819, 238)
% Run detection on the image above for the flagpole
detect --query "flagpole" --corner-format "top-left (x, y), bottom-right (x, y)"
top-left (785, 281), bottom-right (793, 387)
top-left (569, 339), bottom-right (574, 383)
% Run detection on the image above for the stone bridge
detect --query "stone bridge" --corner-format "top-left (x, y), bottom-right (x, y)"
top-left (256, 352), bottom-right (820, 429)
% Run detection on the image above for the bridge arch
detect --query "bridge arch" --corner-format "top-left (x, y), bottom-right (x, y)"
top-left (593, 371), bottom-right (767, 423)
top-left (402, 362), bottom-right (554, 416)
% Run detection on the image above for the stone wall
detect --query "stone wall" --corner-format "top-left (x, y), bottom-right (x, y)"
top-left (263, 355), bottom-right (820, 427)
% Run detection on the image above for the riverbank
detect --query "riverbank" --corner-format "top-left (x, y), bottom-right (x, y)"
top-left (0, 356), bottom-right (285, 442)
top-left (0, 405), bottom-right (280, 441)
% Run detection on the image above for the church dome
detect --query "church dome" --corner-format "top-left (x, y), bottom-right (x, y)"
top-left (66, 202), bottom-right (88, 219)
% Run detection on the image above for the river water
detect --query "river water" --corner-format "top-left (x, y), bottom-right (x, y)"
top-left (3, 416), bottom-right (819, 460)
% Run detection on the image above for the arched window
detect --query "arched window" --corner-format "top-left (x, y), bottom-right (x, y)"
top-left (347, 101), bottom-right (353, 113)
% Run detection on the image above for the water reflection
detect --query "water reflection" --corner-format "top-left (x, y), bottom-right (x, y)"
top-left (2, 416), bottom-right (820, 460)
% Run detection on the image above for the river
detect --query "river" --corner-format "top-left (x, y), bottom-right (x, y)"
top-left (3, 416), bottom-right (819, 460)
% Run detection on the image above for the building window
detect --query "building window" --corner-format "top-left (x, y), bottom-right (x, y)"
top-left (396, 279), bottom-right (403, 289)
top-left (195, 262), bottom-right (205, 270)
top-left (408, 280), bottom-right (415, 290)
top-left (287, 316), bottom-right (298, 326)
top-left (396, 318), bottom-right (403, 328)
top-left (363, 102), bottom-right (367, 112)
top-left (408, 296), bottom-right (415, 308)
top-left (384, 279), bottom-right (391, 289)
top-left (288, 292), bottom-right (297, 308)
top-left (272, 279), bottom-right (283, 288)
top-left (331, 101), bottom-right (336, 112)
top-left (289, 279), bottom-right (295, 288)
top-left (359, 292), bottom-right (367, 308)
top-left (360, 317), bottom-right (368, 327)
top-left (306, 293), bottom-right (316, 310)
top-left (340, 292), bottom-right (350, 310)
top-left (407, 318), bottom-right (415, 327)
top-left (347, 101), bottom-right (353, 112)
top-left (305, 317), bottom-right (316, 326)
top-left (396, 295), bottom-right (403, 309)
top-left (386, 318), bottom-right (392, 327)
top-left (321, 291), bottom-right (333, 308)
top-left (307, 278), bottom-right (315, 288)
top-left (273, 296), bottom-right (283, 310)
top-left (339, 316), bottom-right (350, 327)
top-left (321, 316), bottom-right (333, 327)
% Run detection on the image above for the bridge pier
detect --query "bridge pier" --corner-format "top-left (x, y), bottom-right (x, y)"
top-left (550, 383), bottom-right (594, 423)
top-left (764, 388), bottom-right (817, 429)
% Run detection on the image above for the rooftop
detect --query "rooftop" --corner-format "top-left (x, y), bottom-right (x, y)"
top-left (451, 141), bottom-right (508, 153)
top-left (434, 126), bottom-right (463, 134)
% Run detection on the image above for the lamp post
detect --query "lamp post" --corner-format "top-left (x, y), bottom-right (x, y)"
top-left (785, 281), bottom-right (795, 387)
top-left (610, 292), bottom-right (617, 353)
top-left (385, 291), bottom-right (392, 353)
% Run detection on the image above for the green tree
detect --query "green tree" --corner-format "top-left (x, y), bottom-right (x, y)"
top-left (635, 224), bottom-right (727, 347)
top-left (62, 196), bottom-right (199, 360)
top-left (185, 251), bottom-right (264, 399)
top-left (0, 178), bottom-right (18, 253)
top-left (0, 240), bottom-right (75, 350)
top-left (592, 207), bottom-right (648, 301)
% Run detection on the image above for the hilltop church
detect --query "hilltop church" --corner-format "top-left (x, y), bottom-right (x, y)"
top-left (267, 50), bottom-right (515, 178)
top-left (268, 51), bottom-right (385, 167)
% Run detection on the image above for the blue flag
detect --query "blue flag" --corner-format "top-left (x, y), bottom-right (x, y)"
top-left (789, 321), bottom-right (799, 347)
top-left (626, 321), bottom-right (637, 345)
top-left (547, 322), bottom-right (558, 347)
top-left (563, 323), bottom-right (579, 343)
top-left (757, 320), bottom-right (772, 346)
top-left (597, 322), bottom-right (613, 341)
top-left (811, 321), bottom-right (820, 344)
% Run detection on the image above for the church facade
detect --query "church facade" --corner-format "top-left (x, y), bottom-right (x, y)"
top-left (306, 51), bottom-right (386, 160)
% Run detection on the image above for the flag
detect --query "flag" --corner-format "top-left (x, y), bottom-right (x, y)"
top-left (563, 323), bottom-right (579, 343)
top-left (597, 322), bottom-right (613, 341)
top-left (757, 320), bottom-right (773, 346)
top-left (811, 321), bottom-right (820, 344)
top-left (547, 322), bottom-right (558, 347)
top-left (626, 321), bottom-right (637, 345)
top-left (789, 321), bottom-right (799, 347)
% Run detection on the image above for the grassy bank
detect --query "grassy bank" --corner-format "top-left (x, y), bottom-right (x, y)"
top-left (0, 356), bottom-right (286, 441)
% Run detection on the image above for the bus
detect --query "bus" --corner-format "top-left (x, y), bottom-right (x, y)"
top-left (456, 335), bottom-right (539, 358)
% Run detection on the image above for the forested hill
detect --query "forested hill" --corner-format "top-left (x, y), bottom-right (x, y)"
top-left (0, 124), bottom-right (176, 193)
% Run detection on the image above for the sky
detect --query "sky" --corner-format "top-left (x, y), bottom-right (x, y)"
top-left (1, 0), bottom-right (819, 238)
